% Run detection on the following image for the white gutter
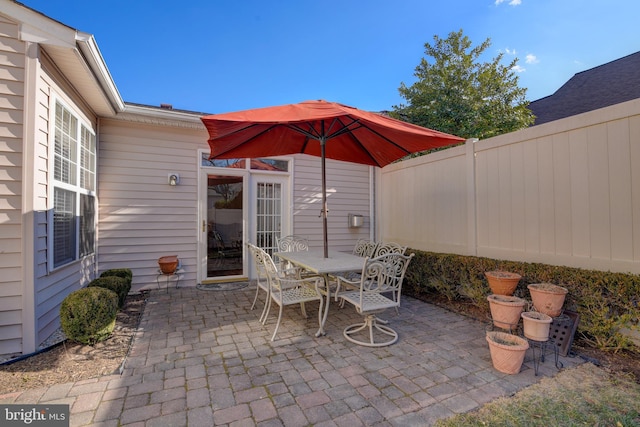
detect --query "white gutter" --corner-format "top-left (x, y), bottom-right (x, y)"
top-left (75, 31), bottom-right (125, 114)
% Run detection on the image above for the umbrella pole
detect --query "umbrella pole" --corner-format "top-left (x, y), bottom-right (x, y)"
top-left (321, 136), bottom-right (328, 258)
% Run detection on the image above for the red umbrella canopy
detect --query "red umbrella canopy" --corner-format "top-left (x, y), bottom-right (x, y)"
top-left (202, 100), bottom-right (464, 167)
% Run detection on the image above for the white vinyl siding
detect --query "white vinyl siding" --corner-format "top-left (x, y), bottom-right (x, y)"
top-left (292, 155), bottom-right (372, 253)
top-left (98, 118), bottom-right (207, 292)
top-left (0, 14), bottom-right (25, 355)
top-left (30, 55), bottom-right (98, 354)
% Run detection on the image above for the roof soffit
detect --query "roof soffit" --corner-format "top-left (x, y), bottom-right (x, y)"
top-left (6, 1), bottom-right (124, 117)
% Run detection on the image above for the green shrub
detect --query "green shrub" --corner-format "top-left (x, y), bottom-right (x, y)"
top-left (404, 249), bottom-right (640, 354)
top-left (100, 268), bottom-right (133, 285)
top-left (88, 276), bottom-right (130, 308)
top-left (60, 287), bottom-right (118, 345)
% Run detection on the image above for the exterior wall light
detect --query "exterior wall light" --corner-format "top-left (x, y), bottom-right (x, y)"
top-left (168, 173), bottom-right (180, 186)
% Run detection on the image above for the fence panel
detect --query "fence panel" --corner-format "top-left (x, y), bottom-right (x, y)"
top-left (380, 99), bottom-right (640, 274)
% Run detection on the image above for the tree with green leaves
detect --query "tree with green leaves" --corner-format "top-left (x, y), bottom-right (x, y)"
top-left (392, 29), bottom-right (534, 140)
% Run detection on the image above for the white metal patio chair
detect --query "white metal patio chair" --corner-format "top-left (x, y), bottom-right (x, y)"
top-left (334, 241), bottom-right (408, 306)
top-left (328, 239), bottom-right (378, 299)
top-left (258, 246), bottom-right (325, 341)
top-left (353, 239), bottom-right (378, 257)
top-left (248, 242), bottom-right (271, 323)
top-left (338, 252), bottom-right (414, 347)
top-left (275, 235), bottom-right (318, 279)
top-left (276, 235), bottom-right (310, 252)
top-left (373, 241), bottom-right (408, 257)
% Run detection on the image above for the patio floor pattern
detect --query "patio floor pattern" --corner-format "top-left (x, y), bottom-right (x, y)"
top-left (0, 285), bottom-right (583, 426)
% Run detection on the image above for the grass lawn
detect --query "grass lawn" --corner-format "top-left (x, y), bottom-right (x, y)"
top-left (435, 363), bottom-right (640, 426)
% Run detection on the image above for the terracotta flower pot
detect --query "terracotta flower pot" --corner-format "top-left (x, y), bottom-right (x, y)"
top-left (521, 311), bottom-right (553, 341)
top-left (484, 271), bottom-right (522, 296)
top-left (158, 255), bottom-right (179, 274)
top-left (527, 283), bottom-right (568, 317)
top-left (487, 294), bottom-right (527, 330)
top-left (486, 331), bottom-right (529, 374)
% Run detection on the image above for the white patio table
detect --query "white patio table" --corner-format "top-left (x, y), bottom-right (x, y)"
top-left (274, 250), bottom-right (365, 337)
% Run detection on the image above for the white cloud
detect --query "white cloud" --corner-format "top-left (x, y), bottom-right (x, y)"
top-left (495, 0), bottom-right (522, 5)
top-left (505, 48), bottom-right (517, 55)
top-left (512, 65), bottom-right (526, 73)
top-left (525, 54), bottom-right (539, 64)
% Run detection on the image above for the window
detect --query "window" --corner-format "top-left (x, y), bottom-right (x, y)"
top-left (201, 154), bottom-right (289, 172)
top-left (52, 101), bottom-right (96, 268)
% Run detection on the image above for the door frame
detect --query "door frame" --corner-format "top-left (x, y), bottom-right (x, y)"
top-left (197, 152), bottom-right (292, 284)
top-left (198, 165), bottom-right (248, 284)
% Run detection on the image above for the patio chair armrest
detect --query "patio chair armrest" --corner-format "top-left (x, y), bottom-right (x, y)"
top-left (277, 276), bottom-right (323, 291)
top-left (334, 274), bottom-right (362, 301)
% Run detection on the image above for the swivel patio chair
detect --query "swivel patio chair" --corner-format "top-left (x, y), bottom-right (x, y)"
top-left (338, 252), bottom-right (414, 347)
top-left (258, 246), bottom-right (324, 341)
top-left (334, 241), bottom-right (407, 305)
top-left (373, 241), bottom-right (408, 257)
top-left (328, 239), bottom-right (377, 300)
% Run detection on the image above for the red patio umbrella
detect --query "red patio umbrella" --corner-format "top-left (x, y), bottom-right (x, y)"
top-left (202, 100), bottom-right (464, 257)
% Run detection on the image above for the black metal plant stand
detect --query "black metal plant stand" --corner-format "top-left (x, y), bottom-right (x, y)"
top-left (527, 336), bottom-right (563, 376)
top-left (156, 269), bottom-right (182, 292)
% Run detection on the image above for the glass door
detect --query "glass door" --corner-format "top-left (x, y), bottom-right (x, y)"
top-left (205, 174), bottom-right (245, 279)
top-left (252, 176), bottom-right (290, 256)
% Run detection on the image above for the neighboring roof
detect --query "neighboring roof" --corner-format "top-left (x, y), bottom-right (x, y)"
top-left (528, 51), bottom-right (640, 125)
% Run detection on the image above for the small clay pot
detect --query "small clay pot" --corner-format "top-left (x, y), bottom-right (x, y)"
top-left (158, 255), bottom-right (179, 274)
top-left (484, 271), bottom-right (522, 296)
top-left (528, 283), bottom-right (568, 317)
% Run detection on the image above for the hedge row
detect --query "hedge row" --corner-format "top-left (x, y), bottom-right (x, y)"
top-left (60, 268), bottom-right (133, 345)
top-left (403, 250), bottom-right (640, 353)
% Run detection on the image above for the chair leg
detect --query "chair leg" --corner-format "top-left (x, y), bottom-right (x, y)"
top-left (259, 294), bottom-right (271, 324)
top-left (343, 314), bottom-right (399, 347)
top-left (271, 304), bottom-right (284, 341)
top-left (250, 282), bottom-right (260, 311)
top-left (261, 297), bottom-right (272, 325)
top-left (299, 302), bottom-right (307, 318)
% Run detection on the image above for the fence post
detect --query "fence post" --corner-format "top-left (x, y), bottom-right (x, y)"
top-left (466, 138), bottom-right (479, 256)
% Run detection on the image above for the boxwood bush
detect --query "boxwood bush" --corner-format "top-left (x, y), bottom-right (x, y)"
top-left (88, 276), bottom-right (130, 308)
top-left (100, 268), bottom-right (133, 285)
top-left (404, 249), bottom-right (640, 354)
top-left (60, 287), bottom-right (119, 345)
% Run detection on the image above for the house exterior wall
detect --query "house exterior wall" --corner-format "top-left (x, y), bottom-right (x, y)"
top-left (0, 13), bottom-right (99, 355)
top-left (31, 55), bottom-right (99, 352)
top-left (380, 98), bottom-right (640, 274)
top-left (0, 13), bottom-right (25, 356)
top-left (97, 117), bottom-right (208, 293)
top-left (98, 117), bottom-right (374, 291)
top-left (292, 155), bottom-right (372, 253)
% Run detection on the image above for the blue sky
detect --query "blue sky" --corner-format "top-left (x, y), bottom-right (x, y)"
top-left (19, 0), bottom-right (640, 114)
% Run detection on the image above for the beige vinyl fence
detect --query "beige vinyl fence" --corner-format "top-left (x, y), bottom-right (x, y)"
top-left (379, 98), bottom-right (640, 274)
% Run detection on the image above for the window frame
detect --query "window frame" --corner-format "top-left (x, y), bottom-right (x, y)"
top-left (48, 98), bottom-right (97, 271)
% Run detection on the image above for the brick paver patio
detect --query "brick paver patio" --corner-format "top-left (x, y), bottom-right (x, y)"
top-left (0, 284), bottom-right (583, 426)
